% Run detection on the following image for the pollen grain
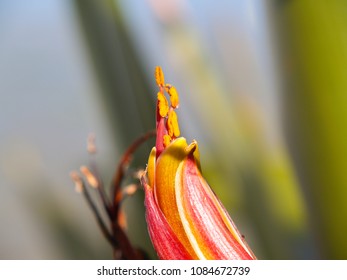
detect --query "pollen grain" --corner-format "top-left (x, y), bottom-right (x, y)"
top-left (167, 85), bottom-right (180, 108)
top-left (167, 110), bottom-right (180, 138)
top-left (155, 66), bottom-right (165, 86)
top-left (157, 92), bottom-right (169, 117)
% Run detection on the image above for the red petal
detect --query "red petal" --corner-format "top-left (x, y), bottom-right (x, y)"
top-left (176, 155), bottom-right (255, 259)
top-left (142, 177), bottom-right (193, 260)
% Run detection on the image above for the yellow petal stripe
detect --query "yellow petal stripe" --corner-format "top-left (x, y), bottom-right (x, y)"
top-left (147, 147), bottom-right (156, 189)
top-left (176, 155), bottom-right (255, 259)
top-left (154, 138), bottom-right (198, 259)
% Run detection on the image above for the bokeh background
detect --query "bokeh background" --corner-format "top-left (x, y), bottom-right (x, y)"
top-left (1, 0), bottom-right (347, 259)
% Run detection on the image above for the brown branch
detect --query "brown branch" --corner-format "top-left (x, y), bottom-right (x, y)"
top-left (70, 172), bottom-right (116, 249)
top-left (111, 223), bottom-right (143, 260)
top-left (111, 130), bottom-right (155, 216)
top-left (81, 182), bottom-right (117, 249)
top-left (72, 130), bottom-right (155, 259)
top-left (91, 165), bottom-right (114, 220)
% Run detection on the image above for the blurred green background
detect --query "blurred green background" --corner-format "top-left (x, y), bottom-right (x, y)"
top-left (1, 0), bottom-right (346, 259)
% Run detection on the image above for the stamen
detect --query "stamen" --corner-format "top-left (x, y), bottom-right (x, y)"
top-left (157, 92), bottom-right (169, 117)
top-left (80, 165), bottom-right (99, 188)
top-left (163, 134), bottom-right (172, 147)
top-left (167, 110), bottom-right (180, 138)
top-left (166, 85), bottom-right (180, 108)
top-left (155, 66), bottom-right (165, 86)
top-left (154, 67), bottom-right (182, 155)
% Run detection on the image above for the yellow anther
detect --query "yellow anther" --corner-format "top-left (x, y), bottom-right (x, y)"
top-left (157, 92), bottom-right (169, 117)
top-left (167, 110), bottom-right (180, 138)
top-left (163, 134), bottom-right (172, 147)
top-left (155, 66), bottom-right (165, 86)
top-left (166, 85), bottom-right (180, 108)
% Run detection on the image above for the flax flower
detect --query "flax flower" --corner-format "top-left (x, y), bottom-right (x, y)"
top-left (141, 67), bottom-right (256, 260)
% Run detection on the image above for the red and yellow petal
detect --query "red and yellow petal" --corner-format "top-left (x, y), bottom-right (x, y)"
top-left (142, 176), bottom-right (193, 260)
top-left (147, 147), bottom-right (156, 189)
top-left (143, 67), bottom-right (256, 260)
top-left (154, 138), bottom-right (198, 259)
top-left (175, 154), bottom-right (255, 260)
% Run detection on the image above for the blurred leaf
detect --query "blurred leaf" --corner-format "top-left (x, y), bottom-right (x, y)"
top-left (272, 0), bottom-right (347, 259)
top-left (73, 0), bottom-right (155, 150)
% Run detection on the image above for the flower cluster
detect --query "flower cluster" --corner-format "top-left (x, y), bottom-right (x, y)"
top-left (141, 67), bottom-right (256, 260)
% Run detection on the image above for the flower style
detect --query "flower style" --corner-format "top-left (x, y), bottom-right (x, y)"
top-left (141, 67), bottom-right (256, 260)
